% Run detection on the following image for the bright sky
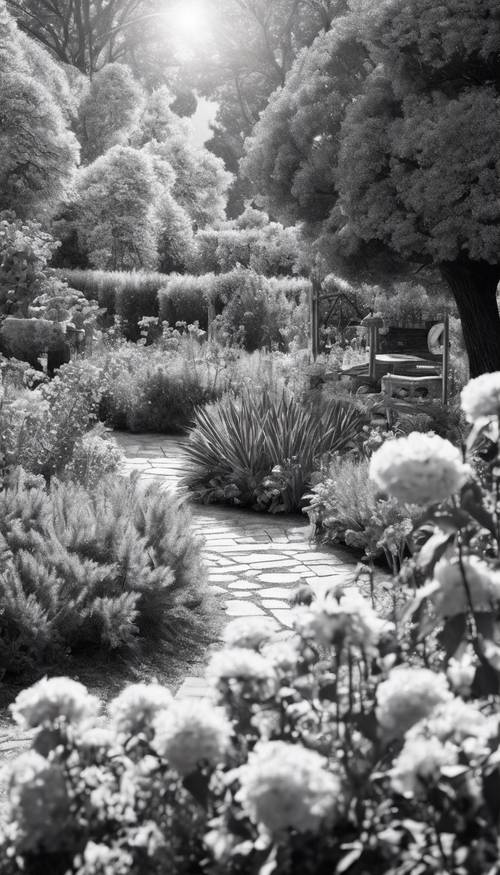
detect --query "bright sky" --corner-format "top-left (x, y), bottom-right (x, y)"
top-left (166, 1), bottom-right (209, 58)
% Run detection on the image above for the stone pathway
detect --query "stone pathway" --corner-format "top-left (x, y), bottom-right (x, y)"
top-left (115, 432), bottom-right (359, 699)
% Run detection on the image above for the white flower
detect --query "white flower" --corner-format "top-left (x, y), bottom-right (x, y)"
top-left (223, 617), bottom-right (276, 650)
top-left (431, 556), bottom-right (500, 617)
top-left (369, 432), bottom-right (469, 504)
top-left (108, 684), bottom-right (172, 737)
top-left (235, 741), bottom-right (340, 834)
top-left (9, 752), bottom-right (70, 852)
top-left (207, 648), bottom-right (277, 696)
top-left (461, 372), bottom-right (500, 421)
top-left (153, 699), bottom-right (232, 775)
top-left (262, 638), bottom-right (301, 674)
top-left (11, 677), bottom-right (100, 729)
top-left (294, 589), bottom-right (391, 651)
top-left (447, 649), bottom-right (477, 695)
top-left (76, 841), bottom-right (134, 874)
top-left (376, 666), bottom-right (453, 739)
top-left (406, 698), bottom-right (494, 760)
top-left (390, 736), bottom-right (459, 798)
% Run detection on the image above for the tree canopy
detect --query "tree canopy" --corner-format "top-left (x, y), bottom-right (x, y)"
top-left (0, 0), bottom-right (79, 220)
top-left (243, 0), bottom-right (500, 375)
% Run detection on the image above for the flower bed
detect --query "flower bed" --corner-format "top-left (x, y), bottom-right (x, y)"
top-left (4, 374), bottom-right (500, 873)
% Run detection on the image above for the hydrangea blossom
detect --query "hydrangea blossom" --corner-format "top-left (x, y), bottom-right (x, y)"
top-left (108, 684), bottom-right (172, 737)
top-left (294, 589), bottom-right (391, 651)
top-left (431, 556), bottom-right (500, 617)
top-left (222, 617), bottom-right (277, 650)
top-left (406, 697), bottom-right (495, 759)
top-left (369, 432), bottom-right (469, 504)
top-left (75, 841), bottom-right (134, 874)
top-left (11, 677), bottom-right (100, 729)
top-left (447, 649), bottom-right (476, 695)
top-left (235, 741), bottom-right (340, 834)
top-left (8, 752), bottom-right (70, 852)
top-left (207, 647), bottom-right (277, 698)
top-left (390, 735), bottom-right (459, 798)
top-left (461, 372), bottom-right (500, 421)
top-left (153, 700), bottom-right (232, 775)
top-left (376, 666), bottom-right (453, 739)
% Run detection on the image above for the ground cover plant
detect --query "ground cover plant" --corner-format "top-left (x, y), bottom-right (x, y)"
top-left (182, 388), bottom-right (366, 512)
top-left (5, 373), bottom-right (500, 873)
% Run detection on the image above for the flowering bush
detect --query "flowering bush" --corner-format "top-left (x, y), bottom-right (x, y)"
top-left (7, 373), bottom-right (500, 873)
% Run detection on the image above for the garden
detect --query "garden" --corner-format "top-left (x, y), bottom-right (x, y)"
top-left (1, 0), bottom-right (500, 872)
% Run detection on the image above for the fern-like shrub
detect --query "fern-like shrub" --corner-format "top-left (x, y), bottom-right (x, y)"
top-left (0, 467), bottom-right (208, 676)
top-left (305, 455), bottom-right (420, 571)
top-left (182, 389), bottom-right (366, 512)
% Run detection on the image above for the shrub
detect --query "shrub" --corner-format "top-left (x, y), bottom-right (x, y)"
top-left (305, 455), bottom-right (420, 571)
top-left (55, 269), bottom-right (168, 331)
top-left (63, 425), bottom-right (123, 489)
top-left (0, 214), bottom-right (59, 317)
top-left (99, 337), bottom-right (221, 434)
top-left (1, 359), bottom-right (103, 480)
top-left (0, 466), bottom-right (208, 676)
top-left (0, 317), bottom-right (65, 368)
top-left (158, 273), bottom-right (217, 330)
top-left (182, 389), bottom-right (366, 512)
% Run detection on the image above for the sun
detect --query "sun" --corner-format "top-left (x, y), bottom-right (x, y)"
top-left (169, 1), bottom-right (208, 50)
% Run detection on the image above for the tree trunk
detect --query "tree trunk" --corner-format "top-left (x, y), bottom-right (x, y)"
top-left (440, 258), bottom-right (500, 378)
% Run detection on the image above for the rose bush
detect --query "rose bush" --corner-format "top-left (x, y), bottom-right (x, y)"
top-left (4, 374), bottom-right (500, 874)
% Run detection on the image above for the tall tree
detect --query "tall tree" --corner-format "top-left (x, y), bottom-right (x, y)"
top-left (243, 0), bottom-right (500, 376)
top-left (78, 62), bottom-right (144, 162)
top-left (187, 0), bottom-right (345, 214)
top-left (0, 1), bottom-right (79, 220)
top-left (6, 0), bottom-right (174, 76)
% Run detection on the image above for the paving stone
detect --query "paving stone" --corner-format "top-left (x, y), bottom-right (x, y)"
top-left (258, 587), bottom-right (293, 599)
top-left (225, 600), bottom-right (266, 617)
top-left (258, 572), bottom-right (301, 584)
top-left (269, 609), bottom-right (293, 628)
top-left (262, 599), bottom-right (290, 609)
top-left (209, 584), bottom-right (226, 594)
top-left (209, 573), bottom-right (238, 583)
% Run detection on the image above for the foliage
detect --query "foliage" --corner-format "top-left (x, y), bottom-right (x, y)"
top-left (0, 214), bottom-right (60, 317)
top-left (1, 359), bottom-right (103, 480)
top-left (156, 190), bottom-right (195, 273)
top-left (306, 454), bottom-right (420, 572)
top-left (6, 0), bottom-right (178, 78)
top-left (74, 145), bottom-right (160, 270)
top-left (98, 331), bottom-right (222, 434)
top-left (182, 388), bottom-right (366, 512)
top-left (158, 274), bottom-right (218, 330)
top-left (242, 0), bottom-right (500, 375)
top-left (63, 425), bottom-right (123, 489)
top-left (78, 63), bottom-right (145, 163)
top-left (0, 466), bottom-right (208, 676)
top-left (0, 1), bottom-right (79, 219)
top-left (0, 317), bottom-right (65, 368)
top-left (216, 268), bottom-right (293, 351)
top-left (191, 217), bottom-right (304, 277)
top-left (55, 269), bottom-right (169, 326)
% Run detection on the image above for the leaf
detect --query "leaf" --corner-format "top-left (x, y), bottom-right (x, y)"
top-left (483, 767), bottom-right (500, 823)
top-left (258, 845), bottom-right (278, 875)
top-left (439, 614), bottom-right (467, 660)
top-left (336, 847), bottom-right (363, 873)
top-left (440, 764), bottom-right (470, 779)
top-left (183, 770), bottom-right (211, 810)
top-left (416, 530), bottom-right (454, 573)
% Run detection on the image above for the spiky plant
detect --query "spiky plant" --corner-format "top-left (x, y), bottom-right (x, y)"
top-left (182, 389), bottom-right (365, 512)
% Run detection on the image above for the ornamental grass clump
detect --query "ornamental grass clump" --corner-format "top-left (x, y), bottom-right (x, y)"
top-left (183, 388), bottom-right (366, 512)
